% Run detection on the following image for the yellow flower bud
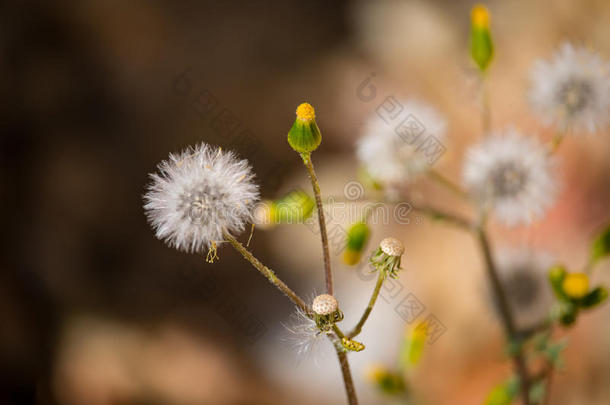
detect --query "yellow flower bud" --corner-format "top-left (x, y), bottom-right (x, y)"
top-left (562, 273), bottom-right (589, 299)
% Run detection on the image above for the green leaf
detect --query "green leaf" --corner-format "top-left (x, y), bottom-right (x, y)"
top-left (591, 224), bottom-right (610, 265)
top-left (580, 286), bottom-right (608, 309)
top-left (484, 376), bottom-right (520, 405)
top-left (529, 381), bottom-right (546, 404)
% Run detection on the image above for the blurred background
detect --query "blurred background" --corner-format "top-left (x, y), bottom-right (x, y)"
top-left (2, 0), bottom-right (610, 404)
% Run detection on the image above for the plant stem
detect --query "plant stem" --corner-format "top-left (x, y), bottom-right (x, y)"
top-left (427, 169), bottom-right (469, 200)
top-left (224, 231), bottom-right (309, 314)
top-left (410, 204), bottom-right (473, 231)
top-left (481, 71), bottom-right (491, 135)
top-left (348, 270), bottom-right (385, 338)
top-left (335, 348), bottom-right (359, 405)
top-left (477, 227), bottom-right (531, 405)
top-left (301, 152), bottom-right (334, 295)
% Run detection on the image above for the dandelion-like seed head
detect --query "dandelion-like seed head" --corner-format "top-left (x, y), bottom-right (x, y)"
top-left (494, 248), bottom-right (554, 330)
top-left (143, 143), bottom-right (259, 253)
top-left (370, 237), bottom-right (405, 278)
top-left (312, 294), bottom-right (339, 315)
top-left (356, 99), bottom-right (447, 185)
top-left (529, 42), bottom-right (610, 133)
top-left (462, 129), bottom-right (558, 226)
top-left (380, 237), bottom-right (404, 257)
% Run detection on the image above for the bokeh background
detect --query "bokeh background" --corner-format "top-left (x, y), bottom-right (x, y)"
top-left (2, 0), bottom-right (610, 404)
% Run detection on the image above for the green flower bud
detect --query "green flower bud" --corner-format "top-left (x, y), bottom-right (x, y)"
top-left (272, 189), bottom-right (315, 223)
top-left (287, 103), bottom-right (322, 153)
top-left (343, 221), bottom-right (370, 266)
top-left (470, 5), bottom-right (494, 71)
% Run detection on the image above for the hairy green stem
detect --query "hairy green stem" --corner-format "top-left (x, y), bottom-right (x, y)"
top-left (348, 270), bottom-right (385, 338)
top-left (301, 152), bottom-right (334, 295)
top-left (224, 231), bottom-right (309, 314)
top-left (481, 71), bottom-right (491, 135)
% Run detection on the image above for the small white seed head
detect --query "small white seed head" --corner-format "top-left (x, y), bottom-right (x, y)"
top-left (312, 294), bottom-right (338, 315)
top-left (380, 237), bottom-right (404, 257)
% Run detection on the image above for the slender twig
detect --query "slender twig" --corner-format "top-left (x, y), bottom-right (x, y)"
top-left (348, 270), bottom-right (386, 338)
top-left (427, 169), bottom-right (470, 200)
top-left (481, 71), bottom-right (491, 135)
top-left (301, 152), bottom-right (333, 295)
top-left (335, 348), bottom-right (359, 405)
top-left (477, 227), bottom-right (531, 405)
top-left (410, 204), bottom-right (474, 231)
top-left (224, 231), bottom-right (309, 314)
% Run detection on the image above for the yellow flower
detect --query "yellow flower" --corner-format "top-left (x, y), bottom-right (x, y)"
top-left (342, 249), bottom-right (361, 266)
top-left (471, 4), bottom-right (490, 29)
top-left (562, 273), bottom-right (589, 299)
top-left (296, 102), bottom-right (315, 122)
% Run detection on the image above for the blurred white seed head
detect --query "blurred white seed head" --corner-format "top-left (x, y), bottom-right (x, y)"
top-left (312, 294), bottom-right (339, 315)
top-left (380, 237), bottom-right (404, 257)
top-left (462, 129), bottom-right (557, 226)
top-left (356, 99), bottom-right (447, 185)
top-left (529, 42), bottom-right (610, 133)
top-left (143, 143), bottom-right (259, 253)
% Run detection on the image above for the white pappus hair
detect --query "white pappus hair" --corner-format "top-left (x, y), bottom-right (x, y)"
top-left (143, 143), bottom-right (259, 253)
top-left (462, 129), bottom-right (558, 226)
top-left (529, 42), bottom-right (610, 133)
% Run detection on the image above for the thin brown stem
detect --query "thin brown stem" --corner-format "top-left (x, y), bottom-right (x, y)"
top-left (224, 231), bottom-right (309, 314)
top-left (301, 152), bottom-right (333, 295)
top-left (335, 348), bottom-right (359, 405)
top-left (477, 227), bottom-right (531, 405)
top-left (348, 270), bottom-right (385, 338)
top-left (481, 71), bottom-right (491, 135)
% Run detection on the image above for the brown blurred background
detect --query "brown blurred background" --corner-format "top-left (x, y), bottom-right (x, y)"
top-left (2, 1), bottom-right (610, 404)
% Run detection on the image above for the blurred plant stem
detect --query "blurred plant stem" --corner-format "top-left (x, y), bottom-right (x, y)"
top-left (477, 225), bottom-right (531, 405)
top-left (427, 169), bottom-right (469, 200)
top-left (481, 72), bottom-right (491, 135)
top-left (301, 152), bottom-right (333, 294)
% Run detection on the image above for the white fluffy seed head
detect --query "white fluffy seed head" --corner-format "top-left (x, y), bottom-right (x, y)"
top-left (462, 129), bottom-right (558, 226)
top-left (356, 99), bottom-right (447, 185)
top-left (143, 143), bottom-right (259, 253)
top-left (312, 294), bottom-right (338, 315)
top-left (380, 237), bottom-right (404, 257)
top-left (529, 42), bottom-right (610, 133)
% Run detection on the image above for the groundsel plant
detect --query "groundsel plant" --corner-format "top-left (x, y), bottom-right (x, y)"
top-left (144, 102), bottom-right (408, 405)
top-left (315, 4), bottom-right (606, 405)
top-left (143, 5), bottom-right (610, 404)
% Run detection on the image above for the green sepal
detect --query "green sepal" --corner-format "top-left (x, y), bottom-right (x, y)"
top-left (580, 286), bottom-right (608, 309)
top-left (470, 26), bottom-right (493, 71)
top-left (548, 265), bottom-right (568, 300)
top-left (591, 224), bottom-right (610, 265)
top-left (287, 119), bottom-right (321, 153)
top-left (557, 301), bottom-right (578, 326)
